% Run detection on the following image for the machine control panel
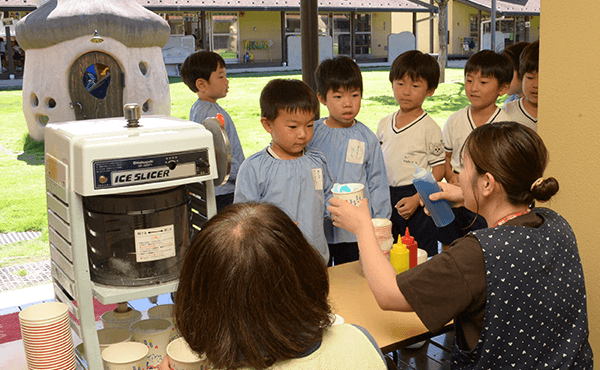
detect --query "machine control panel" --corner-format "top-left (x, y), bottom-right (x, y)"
top-left (93, 149), bottom-right (210, 189)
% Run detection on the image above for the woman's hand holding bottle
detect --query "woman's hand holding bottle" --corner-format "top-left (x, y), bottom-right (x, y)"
top-left (421, 182), bottom-right (465, 216)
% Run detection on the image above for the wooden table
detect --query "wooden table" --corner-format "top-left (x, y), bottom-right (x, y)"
top-left (328, 261), bottom-right (452, 353)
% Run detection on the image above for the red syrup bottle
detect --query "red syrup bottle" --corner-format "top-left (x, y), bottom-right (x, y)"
top-left (401, 227), bottom-right (418, 269)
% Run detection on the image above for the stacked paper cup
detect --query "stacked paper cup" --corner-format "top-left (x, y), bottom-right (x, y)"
top-left (358, 218), bottom-right (394, 276)
top-left (19, 302), bottom-right (75, 370)
top-left (372, 218), bottom-right (394, 259)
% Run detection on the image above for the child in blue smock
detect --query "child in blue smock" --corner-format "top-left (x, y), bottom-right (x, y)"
top-left (234, 79), bottom-right (335, 264)
top-left (180, 51), bottom-right (245, 211)
top-left (310, 56), bottom-right (391, 265)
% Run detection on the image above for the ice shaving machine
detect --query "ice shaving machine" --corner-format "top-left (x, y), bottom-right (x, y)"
top-left (45, 104), bottom-right (230, 370)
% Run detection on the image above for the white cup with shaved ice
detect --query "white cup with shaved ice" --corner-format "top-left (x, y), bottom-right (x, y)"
top-left (331, 183), bottom-right (365, 206)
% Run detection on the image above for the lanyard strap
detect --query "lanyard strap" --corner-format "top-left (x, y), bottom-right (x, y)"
top-left (494, 209), bottom-right (531, 227)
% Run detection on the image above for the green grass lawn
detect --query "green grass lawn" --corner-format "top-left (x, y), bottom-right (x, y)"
top-left (0, 67), bottom-right (503, 267)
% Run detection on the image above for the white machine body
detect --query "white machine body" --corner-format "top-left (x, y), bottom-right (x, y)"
top-left (45, 115), bottom-right (217, 195)
top-left (44, 115), bottom-right (219, 370)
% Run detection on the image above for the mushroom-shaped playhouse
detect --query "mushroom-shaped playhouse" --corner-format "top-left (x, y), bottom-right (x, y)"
top-left (16, 0), bottom-right (172, 142)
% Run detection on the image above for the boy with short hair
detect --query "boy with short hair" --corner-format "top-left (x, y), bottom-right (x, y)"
top-left (310, 56), bottom-right (391, 265)
top-left (376, 50), bottom-right (445, 256)
top-left (504, 40), bottom-right (539, 131)
top-left (180, 51), bottom-right (245, 211)
top-left (443, 50), bottom-right (513, 185)
top-left (234, 79), bottom-right (335, 264)
top-left (501, 41), bottom-right (530, 108)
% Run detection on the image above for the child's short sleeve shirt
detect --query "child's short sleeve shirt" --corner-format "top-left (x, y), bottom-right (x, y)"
top-left (189, 99), bottom-right (246, 196)
top-left (308, 118), bottom-right (391, 244)
top-left (233, 147), bottom-right (334, 263)
top-left (376, 111), bottom-right (445, 187)
top-left (501, 93), bottom-right (519, 109)
top-left (504, 97), bottom-right (538, 131)
top-left (443, 106), bottom-right (512, 173)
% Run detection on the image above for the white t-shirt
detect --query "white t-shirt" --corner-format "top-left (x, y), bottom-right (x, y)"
top-left (443, 106), bottom-right (512, 173)
top-left (504, 97), bottom-right (538, 131)
top-left (377, 110), bottom-right (445, 186)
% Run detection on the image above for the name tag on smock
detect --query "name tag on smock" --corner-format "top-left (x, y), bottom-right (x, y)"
top-left (346, 139), bottom-right (365, 164)
top-left (312, 168), bottom-right (323, 190)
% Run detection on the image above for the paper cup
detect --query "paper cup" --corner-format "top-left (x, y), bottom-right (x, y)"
top-left (417, 248), bottom-right (428, 265)
top-left (372, 217), bottom-right (392, 231)
top-left (19, 302), bottom-right (75, 370)
top-left (148, 304), bottom-right (180, 341)
top-left (21, 323), bottom-right (70, 338)
top-left (167, 337), bottom-right (208, 370)
top-left (98, 327), bottom-right (132, 352)
top-left (19, 302), bottom-right (68, 324)
top-left (101, 308), bottom-right (142, 330)
top-left (372, 218), bottom-right (392, 242)
top-left (372, 218), bottom-right (393, 256)
top-left (130, 318), bottom-right (173, 367)
top-left (102, 342), bottom-right (148, 370)
top-left (332, 183), bottom-right (364, 206)
top-left (147, 304), bottom-right (174, 321)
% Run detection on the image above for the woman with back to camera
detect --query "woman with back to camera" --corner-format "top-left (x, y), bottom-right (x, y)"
top-left (159, 202), bottom-right (390, 370)
top-left (329, 121), bottom-right (593, 369)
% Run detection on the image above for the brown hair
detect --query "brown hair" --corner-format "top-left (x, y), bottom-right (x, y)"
top-left (174, 202), bottom-right (332, 370)
top-left (464, 49), bottom-right (513, 87)
top-left (389, 50), bottom-right (440, 90)
top-left (180, 51), bottom-right (226, 93)
top-left (519, 39), bottom-right (539, 80)
top-left (314, 55), bottom-right (363, 98)
top-left (463, 121), bottom-right (559, 205)
top-left (501, 41), bottom-right (530, 73)
top-left (260, 79), bottom-right (319, 122)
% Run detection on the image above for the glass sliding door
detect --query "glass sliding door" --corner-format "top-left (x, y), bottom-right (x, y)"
top-left (210, 12), bottom-right (239, 62)
top-left (354, 13), bottom-right (372, 57)
top-left (333, 13), bottom-right (351, 55)
top-left (285, 12), bottom-right (330, 36)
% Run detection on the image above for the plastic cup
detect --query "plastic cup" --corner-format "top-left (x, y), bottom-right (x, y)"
top-left (130, 318), bottom-right (173, 368)
top-left (102, 342), bottom-right (148, 370)
top-left (166, 337), bottom-right (208, 370)
top-left (332, 183), bottom-right (364, 206)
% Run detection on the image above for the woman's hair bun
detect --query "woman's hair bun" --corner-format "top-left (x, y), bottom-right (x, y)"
top-left (531, 177), bottom-right (559, 202)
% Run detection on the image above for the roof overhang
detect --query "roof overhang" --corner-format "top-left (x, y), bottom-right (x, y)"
top-left (0, 6), bottom-right (36, 11)
top-left (454, 0), bottom-right (539, 16)
top-left (1, 0), bottom-right (437, 13)
top-left (138, 0), bottom-right (437, 13)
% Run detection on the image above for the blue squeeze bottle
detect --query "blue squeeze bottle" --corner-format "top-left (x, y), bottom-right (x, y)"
top-left (412, 163), bottom-right (455, 227)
